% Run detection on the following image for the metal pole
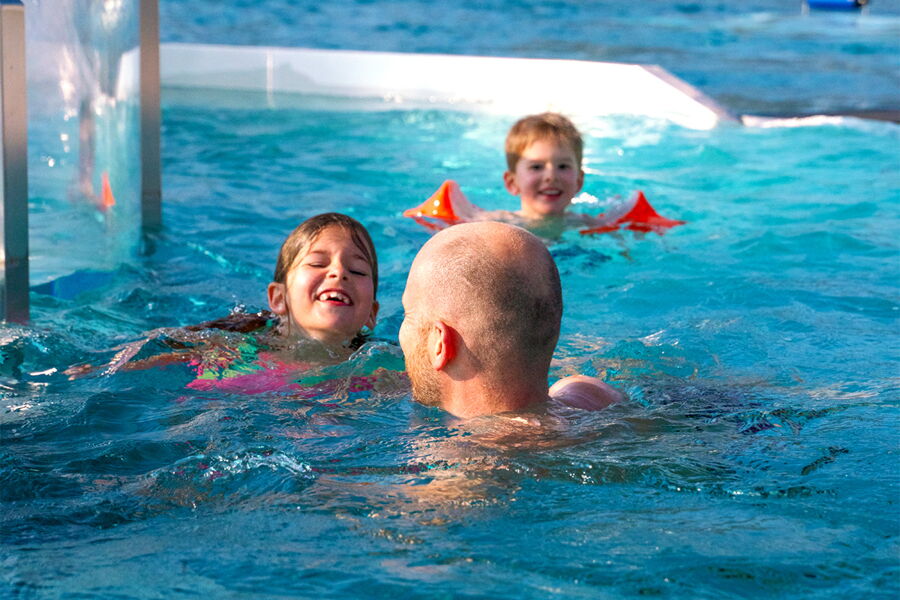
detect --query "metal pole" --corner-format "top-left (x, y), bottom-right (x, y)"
top-left (140, 0), bottom-right (161, 232)
top-left (0, 0), bottom-right (28, 324)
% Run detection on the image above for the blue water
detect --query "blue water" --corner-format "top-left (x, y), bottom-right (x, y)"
top-left (5, 2), bottom-right (900, 599)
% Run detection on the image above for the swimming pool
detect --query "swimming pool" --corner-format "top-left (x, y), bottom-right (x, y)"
top-left (3, 82), bottom-right (898, 597)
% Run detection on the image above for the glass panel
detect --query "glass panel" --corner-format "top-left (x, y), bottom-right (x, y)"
top-left (25, 0), bottom-right (141, 285)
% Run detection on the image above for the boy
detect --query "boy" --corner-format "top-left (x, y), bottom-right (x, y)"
top-left (502, 112), bottom-right (585, 220)
top-left (404, 112), bottom-right (588, 227)
top-left (404, 112), bottom-right (683, 233)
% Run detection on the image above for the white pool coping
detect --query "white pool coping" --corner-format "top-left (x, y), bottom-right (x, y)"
top-left (150, 43), bottom-right (737, 130)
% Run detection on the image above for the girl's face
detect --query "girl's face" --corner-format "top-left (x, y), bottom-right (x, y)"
top-left (267, 226), bottom-right (378, 347)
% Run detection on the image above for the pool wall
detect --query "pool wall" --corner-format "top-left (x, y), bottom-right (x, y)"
top-left (125, 43), bottom-right (738, 130)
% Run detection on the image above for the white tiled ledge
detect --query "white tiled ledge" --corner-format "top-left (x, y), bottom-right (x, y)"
top-left (147, 43), bottom-right (737, 130)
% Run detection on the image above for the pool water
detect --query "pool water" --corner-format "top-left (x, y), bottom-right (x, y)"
top-left (3, 86), bottom-right (898, 598)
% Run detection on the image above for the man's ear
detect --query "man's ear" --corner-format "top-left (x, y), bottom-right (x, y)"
top-left (430, 321), bottom-right (457, 371)
top-left (503, 170), bottom-right (520, 196)
top-left (365, 301), bottom-right (380, 330)
top-left (267, 282), bottom-right (287, 316)
top-left (576, 168), bottom-right (585, 194)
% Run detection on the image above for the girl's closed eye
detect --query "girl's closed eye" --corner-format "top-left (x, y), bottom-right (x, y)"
top-left (347, 255), bottom-right (371, 276)
top-left (302, 253), bottom-right (328, 268)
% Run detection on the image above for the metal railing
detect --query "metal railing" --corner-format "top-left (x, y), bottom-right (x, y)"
top-left (140, 0), bottom-right (161, 232)
top-left (0, 0), bottom-right (28, 324)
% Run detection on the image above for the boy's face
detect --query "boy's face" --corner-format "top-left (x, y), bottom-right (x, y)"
top-left (504, 138), bottom-right (584, 218)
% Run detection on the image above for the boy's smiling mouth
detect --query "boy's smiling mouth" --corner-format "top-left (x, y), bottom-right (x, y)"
top-left (316, 289), bottom-right (353, 305)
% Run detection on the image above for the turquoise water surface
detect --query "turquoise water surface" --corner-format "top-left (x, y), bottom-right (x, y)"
top-left (4, 90), bottom-right (898, 598)
top-left (4, 1), bottom-right (900, 598)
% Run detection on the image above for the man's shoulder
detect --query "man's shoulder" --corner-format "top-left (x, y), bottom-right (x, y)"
top-left (549, 375), bottom-right (624, 411)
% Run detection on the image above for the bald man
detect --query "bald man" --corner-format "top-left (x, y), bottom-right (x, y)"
top-left (399, 221), bottom-right (623, 418)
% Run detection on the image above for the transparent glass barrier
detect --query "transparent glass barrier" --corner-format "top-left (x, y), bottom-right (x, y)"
top-left (25, 0), bottom-right (141, 285)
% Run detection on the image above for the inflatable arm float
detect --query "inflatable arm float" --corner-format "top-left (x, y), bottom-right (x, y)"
top-left (402, 180), bottom-right (482, 230)
top-left (579, 191), bottom-right (685, 235)
top-left (403, 180), bottom-right (685, 235)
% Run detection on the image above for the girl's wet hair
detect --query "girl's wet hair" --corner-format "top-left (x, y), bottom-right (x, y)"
top-left (273, 212), bottom-right (379, 299)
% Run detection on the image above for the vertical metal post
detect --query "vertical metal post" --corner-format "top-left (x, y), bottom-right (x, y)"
top-left (140, 0), bottom-right (161, 232)
top-left (0, 0), bottom-right (28, 323)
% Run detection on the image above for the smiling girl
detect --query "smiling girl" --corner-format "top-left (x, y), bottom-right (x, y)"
top-left (267, 212), bottom-right (379, 351)
top-left (66, 213), bottom-right (384, 393)
top-left (181, 213), bottom-right (381, 391)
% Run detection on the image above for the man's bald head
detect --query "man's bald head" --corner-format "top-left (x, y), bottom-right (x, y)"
top-left (405, 222), bottom-right (562, 379)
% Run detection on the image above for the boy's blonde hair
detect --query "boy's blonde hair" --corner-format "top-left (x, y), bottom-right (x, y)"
top-left (505, 112), bottom-right (583, 171)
